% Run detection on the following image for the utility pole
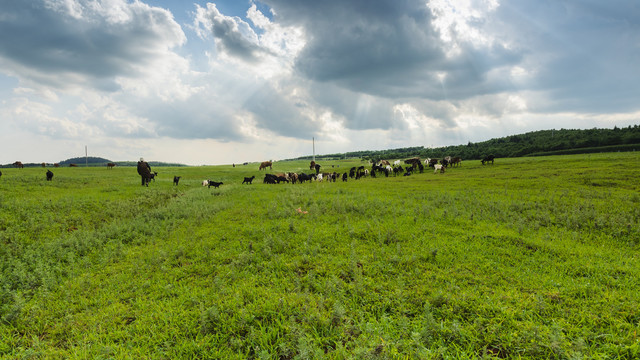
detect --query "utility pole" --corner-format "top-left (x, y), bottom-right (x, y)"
top-left (312, 137), bottom-right (315, 162)
top-left (85, 146), bottom-right (88, 167)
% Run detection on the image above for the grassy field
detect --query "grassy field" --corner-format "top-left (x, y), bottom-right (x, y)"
top-left (0, 153), bottom-right (639, 359)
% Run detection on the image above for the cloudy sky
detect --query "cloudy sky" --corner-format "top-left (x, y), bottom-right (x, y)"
top-left (1, 0), bottom-right (638, 165)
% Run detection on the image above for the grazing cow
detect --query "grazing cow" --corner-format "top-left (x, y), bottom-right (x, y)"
top-left (264, 174), bottom-right (278, 184)
top-left (107, 162), bottom-right (116, 169)
top-left (202, 180), bottom-right (209, 186)
top-left (342, 172), bottom-right (348, 182)
top-left (434, 164), bottom-right (445, 174)
top-left (380, 160), bottom-right (390, 166)
top-left (46, 170), bottom-right (54, 181)
top-left (149, 172), bottom-right (158, 182)
top-left (450, 157), bottom-right (462, 167)
top-left (428, 158), bottom-right (439, 168)
top-left (481, 155), bottom-right (495, 165)
top-left (69, 163), bottom-right (78, 167)
top-left (440, 158), bottom-right (449, 168)
top-left (404, 157), bottom-right (421, 169)
top-left (259, 161), bottom-right (273, 170)
top-left (0, 170), bottom-right (2, 178)
top-left (314, 164), bottom-right (321, 174)
top-left (41, 163), bottom-right (46, 168)
top-left (393, 160), bottom-right (401, 166)
top-left (298, 173), bottom-right (316, 183)
top-left (288, 172), bottom-right (298, 184)
top-left (208, 181), bottom-right (223, 188)
top-left (13, 161), bottom-right (23, 169)
top-left (242, 176), bottom-right (256, 184)
top-left (309, 160), bottom-right (316, 170)
top-left (54, 163), bottom-right (60, 168)
top-left (173, 176), bottom-right (181, 185)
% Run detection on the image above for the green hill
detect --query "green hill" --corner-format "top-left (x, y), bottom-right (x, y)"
top-left (290, 125), bottom-right (640, 162)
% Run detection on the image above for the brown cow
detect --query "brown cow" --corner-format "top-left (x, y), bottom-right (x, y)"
top-left (107, 162), bottom-right (116, 169)
top-left (69, 163), bottom-right (78, 167)
top-left (404, 157), bottom-right (421, 169)
top-left (309, 160), bottom-right (316, 170)
top-left (41, 162), bottom-right (46, 168)
top-left (13, 161), bottom-right (23, 169)
top-left (259, 161), bottom-right (272, 170)
top-left (54, 163), bottom-right (60, 167)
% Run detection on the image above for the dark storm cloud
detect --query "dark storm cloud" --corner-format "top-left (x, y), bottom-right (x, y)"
top-left (258, 0), bottom-right (640, 119)
top-left (261, 0), bottom-right (521, 101)
top-left (0, 1), bottom-right (184, 89)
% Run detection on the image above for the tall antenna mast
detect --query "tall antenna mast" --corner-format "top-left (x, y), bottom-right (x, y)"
top-left (312, 137), bottom-right (315, 162)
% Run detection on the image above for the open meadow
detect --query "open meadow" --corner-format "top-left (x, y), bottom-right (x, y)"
top-left (0, 152), bottom-right (639, 359)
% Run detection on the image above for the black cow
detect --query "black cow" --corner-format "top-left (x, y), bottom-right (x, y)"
top-left (242, 176), bottom-right (255, 184)
top-left (264, 174), bottom-right (278, 184)
top-left (481, 155), bottom-right (495, 165)
top-left (46, 170), bottom-right (54, 181)
top-left (314, 164), bottom-right (321, 174)
top-left (342, 172), bottom-right (348, 182)
top-left (173, 176), bottom-right (181, 185)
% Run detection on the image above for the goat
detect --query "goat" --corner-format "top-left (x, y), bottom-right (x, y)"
top-left (208, 181), bottom-right (223, 188)
top-left (242, 176), bottom-right (256, 184)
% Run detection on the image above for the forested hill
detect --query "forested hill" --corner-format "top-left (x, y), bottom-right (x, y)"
top-left (294, 126), bottom-right (640, 162)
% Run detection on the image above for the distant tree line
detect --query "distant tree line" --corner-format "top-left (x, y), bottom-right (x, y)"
top-left (1, 156), bottom-right (186, 168)
top-left (288, 126), bottom-right (640, 162)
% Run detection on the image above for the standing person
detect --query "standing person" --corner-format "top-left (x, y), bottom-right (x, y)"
top-left (137, 157), bottom-right (151, 186)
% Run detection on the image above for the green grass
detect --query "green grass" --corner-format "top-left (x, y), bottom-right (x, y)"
top-left (1, 153), bottom-right (639, 359)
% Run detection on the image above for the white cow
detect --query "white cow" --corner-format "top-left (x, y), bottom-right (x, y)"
top-left (433, 164), bottom-right (445, 174)
top-left (393, 160), bottom-right (401, 166)
top-left (202, 180), bottom-right (209, 186)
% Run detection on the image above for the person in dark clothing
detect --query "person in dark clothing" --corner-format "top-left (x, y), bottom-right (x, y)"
top-left (137, 157), bottom-right (152, 186)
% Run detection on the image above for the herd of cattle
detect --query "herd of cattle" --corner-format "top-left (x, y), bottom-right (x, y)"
top-left (201, 155), bottom-right (495, 187)
top-left (2, 155), bottom-right (495, 185)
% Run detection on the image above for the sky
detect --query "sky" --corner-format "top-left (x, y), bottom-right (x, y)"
top-left (1, 0), bottom-right (639, 165)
